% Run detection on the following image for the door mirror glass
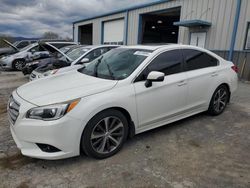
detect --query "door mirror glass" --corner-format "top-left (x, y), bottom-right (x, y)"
top-left (145, 71), bottom-right (165, 88)
top-left (80, 58), bottom-right (90, 64)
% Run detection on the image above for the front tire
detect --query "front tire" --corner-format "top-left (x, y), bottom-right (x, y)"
top-left (81, 109), bottom-right (128, 159)
top-left (13, 59), bottom-right (25, 71)
top-left (208, 85), bottom-right (230, 116)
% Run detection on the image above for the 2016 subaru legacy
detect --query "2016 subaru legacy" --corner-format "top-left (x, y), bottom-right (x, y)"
top-left (8, 45), bottom-right (238, 160)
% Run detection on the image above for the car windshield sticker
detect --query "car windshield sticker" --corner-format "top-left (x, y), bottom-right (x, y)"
top-left (134, 51), bottom-right (151, 57)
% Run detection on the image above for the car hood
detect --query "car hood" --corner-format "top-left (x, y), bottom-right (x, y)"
top-left (39, 42), bottom-right (72, 61)
top-left (2, 39), bottom-right (19, 52)
top-left (16, 71), bottom-right (117, 106)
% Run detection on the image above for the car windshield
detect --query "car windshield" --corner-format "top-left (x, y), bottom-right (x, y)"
top-left (66, 47), bottom-right (91, 61)
top-left (78, 48), bottom-right (152, 80)
top-left (59, 45), bottom-right (76, 53)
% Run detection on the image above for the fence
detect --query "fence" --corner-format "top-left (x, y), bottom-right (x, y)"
top-left (213, 51), bottom-right (250, 81)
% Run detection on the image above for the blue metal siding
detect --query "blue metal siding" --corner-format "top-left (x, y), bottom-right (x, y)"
top-left (228, 0), bottom-right (242, 60)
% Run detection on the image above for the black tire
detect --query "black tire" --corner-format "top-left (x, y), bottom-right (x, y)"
top-left (81, 109), bottom-right (128, 159)
top-left (13, 59), bottom-right (25, 71)
top-left (208, 85), bottom-right (230, 116)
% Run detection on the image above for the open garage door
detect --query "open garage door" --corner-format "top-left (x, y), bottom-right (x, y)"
top-left (138, 8), bottom-right (181, 44)
top-left (78, 24), bottom-right (93, 45)
top-left (103, 19), bottom-right (124, 45)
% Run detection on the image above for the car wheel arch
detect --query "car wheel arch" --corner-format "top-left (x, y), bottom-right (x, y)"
top-left (78, 106), bottom-right (136, 155)
top-left (216, 83), bottom-right (231, 102)
top-left (12, 58), bottom-right (25, 68)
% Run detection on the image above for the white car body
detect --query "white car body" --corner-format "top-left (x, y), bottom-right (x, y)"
top-left (29, 45), bottom-right (119, 81)
top-left (8, 45), bottom-right (238, 160)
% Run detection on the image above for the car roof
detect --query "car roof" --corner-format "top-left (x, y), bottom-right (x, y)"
top-left (120, 44), bottom-right (207, 51)
top-left (83, 45), bottom-right (120, 49)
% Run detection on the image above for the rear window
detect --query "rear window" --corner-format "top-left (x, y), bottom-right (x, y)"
top-left (182, 49), bottom-right (218, 71)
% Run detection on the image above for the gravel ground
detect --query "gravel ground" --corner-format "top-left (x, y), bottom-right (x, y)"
top-left (0, 70), bottom-right (249, 188)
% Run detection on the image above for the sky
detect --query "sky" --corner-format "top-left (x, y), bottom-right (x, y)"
top-left (0, 0), bottom-right (155, 39)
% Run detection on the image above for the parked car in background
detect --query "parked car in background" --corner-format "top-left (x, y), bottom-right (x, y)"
top-left (22, 44), bottom-right (81, 75)
top-left (0, 41), bottom-right (76, 70)
top-left (0, 39), bottom-right (37, 58)
top-left (8, 45), bottom-right (238, 160)
top-left (29, 45), bottom-right (119, 81)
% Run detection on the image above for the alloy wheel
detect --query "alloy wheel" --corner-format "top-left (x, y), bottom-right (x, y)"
top-left (213, 88), bottom-right (228, 113)
top-left (90, 116), bottom-right (124, 154)
top-left (15, 60), bottom-right (25, 70)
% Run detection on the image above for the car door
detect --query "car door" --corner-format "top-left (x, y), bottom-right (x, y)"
top-left (182, 49), bottom-right (219, 110)
top-left (133, 49), bottom-right (188, 129)
top-left (28, 45), bottom-right (48, 61)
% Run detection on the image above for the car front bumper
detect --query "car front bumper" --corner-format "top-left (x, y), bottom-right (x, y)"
top-left (8, 91), bottom-right (84, 160)
top-left (0, 58), bottom-right (13, 69)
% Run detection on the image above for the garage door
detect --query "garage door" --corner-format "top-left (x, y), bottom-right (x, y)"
top-left (103, 19), bottom-right (124, 45)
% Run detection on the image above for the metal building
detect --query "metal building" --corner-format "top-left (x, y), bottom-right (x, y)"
top-left (73, 0), bottom-right (250, 80)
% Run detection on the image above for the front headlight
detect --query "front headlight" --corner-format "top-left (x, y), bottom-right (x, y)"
top-left (26, 99), bottom-right (80, 121)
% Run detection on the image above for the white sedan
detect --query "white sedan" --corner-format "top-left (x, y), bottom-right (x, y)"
top-left (8, 45), bottom-right (238, 159)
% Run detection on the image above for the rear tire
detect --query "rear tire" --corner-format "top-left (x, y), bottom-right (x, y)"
top-left (81, 109), bottom-right (128, 159)
top-left (13, 59), bottom-right (25, 71)
top-left (208, 85), bottom-right (230, 116)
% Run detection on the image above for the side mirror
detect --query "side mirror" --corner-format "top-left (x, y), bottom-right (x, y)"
top-left (145, 71), bottom-right (165, 88)
top-left (31, 49), bottom-right (36, 54)
top-left (80, 58), bottom-right (90, 64)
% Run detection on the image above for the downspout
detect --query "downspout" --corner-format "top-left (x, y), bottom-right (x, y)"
top-left (72, 25), bottom-right (75, 42)
top-left (228, 0), bottom-right (242, 61)
top-left (124, 10), bottom-right (129, 45)
top-left (100, 22), bottom-right (103, 44)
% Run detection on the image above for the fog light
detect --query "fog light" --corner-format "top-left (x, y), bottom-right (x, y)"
top-left (36, 143), bottom-right (61, 153)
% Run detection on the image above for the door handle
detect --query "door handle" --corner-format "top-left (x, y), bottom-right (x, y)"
top-left (211, 72), bottom-right (218, 77)
top-left (177, 80), bottom-right (187, 86)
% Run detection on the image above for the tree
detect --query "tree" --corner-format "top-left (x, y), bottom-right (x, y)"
top-left (42, 31), bottom-right (59, 40)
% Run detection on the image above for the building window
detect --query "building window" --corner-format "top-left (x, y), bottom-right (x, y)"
top-left (245, 23), bottom-right (250, 50)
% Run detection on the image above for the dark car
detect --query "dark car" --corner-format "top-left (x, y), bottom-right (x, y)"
top-left (22, 44), bottom-right (81, 75)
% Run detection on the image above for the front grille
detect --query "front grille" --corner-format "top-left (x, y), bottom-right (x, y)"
top-left (8, 95), bottom-right (20, 125)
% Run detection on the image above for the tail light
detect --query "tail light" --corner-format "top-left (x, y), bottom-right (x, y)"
top-left (231, 65), bottom-right (238, 73)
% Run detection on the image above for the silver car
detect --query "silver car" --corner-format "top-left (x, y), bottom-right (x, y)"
top-left (0, 41), bottom-right (76, 71)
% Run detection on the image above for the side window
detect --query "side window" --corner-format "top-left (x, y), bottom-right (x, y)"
top-left (135, 50), bottom-right (182, 82)
top-left (182, 49), bottom-right (218, 71)
top-left (16, 41), bottom-right (29, 49)
top-left (29, 45), bottom-right (45, 52)
top-left (85, 49), bottom-right (103, 62)
top-left (148, 50), bottom-right (183, 75)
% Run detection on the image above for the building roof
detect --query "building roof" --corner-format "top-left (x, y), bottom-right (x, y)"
top-left (173, 19), bottom-right (212, 27)
top-left (73, 0), bottom-right (170, 24)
